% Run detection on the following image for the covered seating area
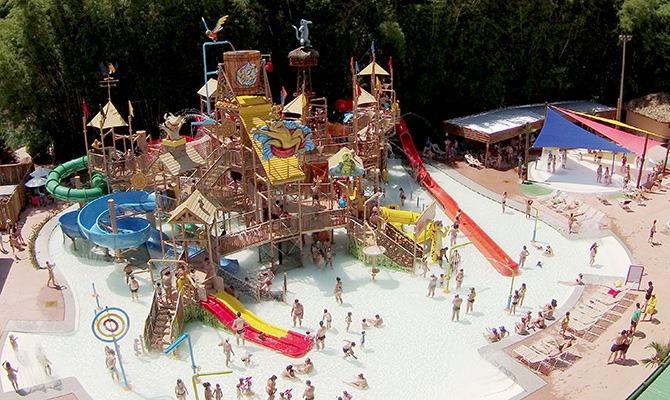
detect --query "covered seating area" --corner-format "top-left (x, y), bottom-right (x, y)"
top-left (443, 101), bottom-right (615, 169)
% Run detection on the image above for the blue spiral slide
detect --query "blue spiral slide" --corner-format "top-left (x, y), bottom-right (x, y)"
top-left (58, 191), bottom-right (156, 250)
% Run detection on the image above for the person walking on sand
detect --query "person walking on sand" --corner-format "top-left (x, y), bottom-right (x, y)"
top-left (519, 246), bottom-right (529, 268)
top-left (266, 375), bottom-right (278, 400)
top-left (128, 275), bottom-right (140, 301)
top-left (589, 243), bottom-right (598, 266)
top-left (399, 188), bottom-right (406, 207)
top-left (325, 246), bottom-right (334, 268)
top-left (427, 274), bottom-right (437, 297)
top-left (466, 288), bottom-right (476, 313)
top-left (360, 330), bottom-right (366, 349)
top-left (45, 261), bottom-right (59, 289)
top-left (501, 192), bottom-right (507, 213)
top-left (452, 294), bottom-right (463, 321)
top-left (303, 380), bottom-right (316, 400)
top-left (203, 382), bottom-right (214, 400)
top-left (644, 281), bottom-right (654, 309)
top-left (518, 283), bottom-right (527, 307)
top-left (175, 378), bottom-right (188, 400)
top-left (219, 338), bottom-right (235, 367)
top-left (322, 309), bottom-right (332, 329)
top-left (449, 225), bottom-right (459, 247)
top-left (3, 361), bottom-right (19, 392)
top-left (233, 312), bottom-right (247, 345)
top-left (642, 294), bottom-right (657, 322)
top-left (315, 321), bottom-right (327, 351)
top-left (551, 154), bottom-right (556, 173)
top-left (451, 249), bottom-right (461, 270)
top-left (568, 213), bottom-right (577, 234)
top-left (419, 256), bottom-right (430, 277)
top-left (455, 269), bottom-right (464, 289)
top-left (334, 277), bottom-right (343, 304)
top-left (649, 220), bottom-right (657, 245)
top-left (525, 200), bottom-right (533, 219)
top-left (596, 164), bottom-right (603, 183)
top-left (345, 312), bottom-right (353, 332)
top-left (291, 299), bottom-right (304, 327)
top-left (630, 303), bottom-right (642, 333)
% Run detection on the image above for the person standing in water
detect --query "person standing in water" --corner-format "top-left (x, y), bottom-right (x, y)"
top-left (315, 321), bottom-right (327, 351)
top-left (589, 243), bottom-right (598, 266)
top-left (466, 288), bottom-right (476, 313)
top-left (334, 277), bottom-right (344, 304)
top-left (345, 312), bottom-right (353, 332)
top-left (303, 380), bottom-right (316, 400)
top-left (2, 361), bottom-right (19, 392)
top-left (452, 295), bottom-right (463, 321)
top-left (518, 246), bottom-right (529, 268)
top-left (214, 383), bottom-right (223, 400)
top-left (174, 378), bottom-right (188, 400)
top-left (399, 188), bottom-right (406, 207)
top-left (219, 338), bottom-right (235, 366)
top-left (291, 299), bottom-right (304, 327)
top-left (104, 346), bottom-right (120, 382)
top-left (455, 269), bottom-right (464, 289)
top-left (128, 275), bottom-right (140, 301)
top-left (518, 283), bottom-right (527, 307)
top-left (501, 191), bottom-right (508, 213)
top-left (510, 290), bottom-right (520, 315)
top-left (427, 274), bottom-right (437, 297)
top-left (233, 312), bottom-right (247, 345)
top-left (322, 309), bottom-right (332, 329)
top-left (266, 375), bottom-right (277, 400)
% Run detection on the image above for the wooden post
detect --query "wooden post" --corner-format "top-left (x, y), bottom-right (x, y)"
top-left (636, 133), bottom-right (650, 188)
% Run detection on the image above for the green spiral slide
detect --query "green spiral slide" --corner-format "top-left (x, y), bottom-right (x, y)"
top-left (45, 156), bottom-right (107, 202)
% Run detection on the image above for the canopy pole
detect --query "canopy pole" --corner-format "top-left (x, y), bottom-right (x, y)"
top-left (611, 152), bottom-right (616, 172)
top-left (636, 133), bottom-right (650, 188)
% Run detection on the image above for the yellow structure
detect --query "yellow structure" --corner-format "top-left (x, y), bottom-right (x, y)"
top-left (215, 291), bottom-right (288, 338)
top-left (380, 207), bottom-right (446, 262)
top-left (238, 96), bottom-right (305, 185)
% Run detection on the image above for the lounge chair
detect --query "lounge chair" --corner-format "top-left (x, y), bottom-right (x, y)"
top-left (595, 193), bottom-right (611, 205)
top-left (464, 154), bottom-right (483, 169)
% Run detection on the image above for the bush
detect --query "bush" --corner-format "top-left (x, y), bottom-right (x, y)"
top-left (183, 304), bottom-right (224, 330)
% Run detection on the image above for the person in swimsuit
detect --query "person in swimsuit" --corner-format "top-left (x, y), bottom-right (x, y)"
top-left (219, 338), bottom-right (235, 366)
top-left (315, 321), bottom-right (327, 351)
top-left (519, 246), bottom-right (529, 268)
top-left (303, 380), bottom-right (315, 400)
top-left (630, 303), bottom-right (642, 333)
top-left (510, 290), bottom-right (520, 315)
top-left (518, 283), bottom-right (527, 307)
top-left (345, 312), bottom-right (352, 332)
top-left (322, 309), bottom-right (332, 329)
top-left (644, 281), bottom-right (654, 310)
top-left (525, 199), bottom-right (533, 219)
top-left (342, 341), bottom-right (357, 359)
top-left (501, 191), bottom-right (508, 213)
top-left (427, 274), bottom-right (437, 297)
top-left (372, 314), bottom-right (384, 327)
top-left (233, 312), bottom-right (247, 346)
top-left (560, 312), bottom-right (571, 336)
top-left (295, 358), bottom-right (314, 374)
top-left (203, 382), bottom-right (214, 400)
top-left (2, 361), bottom-right (19, 392)
top-left (266, 375), bottom-right (278, 399)
top-left (128, 275), bottom-right (140, 301)
top-left (452, 294), bottom-right (463, 321)
top-left (466, 288), bottom-right (476, 313)
top-left (455, 269), bottom-right (464, 289)
top-left (291, 299), bottom-right (304, 327)
top-left (399, 188), bottom-right (406, 206)
top-left (104, 346), bottom-right (119, 382)
top-left (589, 243), bottom-right (598, 266)
top-left (334, 277), bottom-right (343, 304)
top-left (174, 378), bottom-right (188, 400)
top-left (352, 373), bottom-right (369, 389)
top-left (607, 330), bottom-right (628, 364)
top-left (214, 383), bottom-right (223, 400)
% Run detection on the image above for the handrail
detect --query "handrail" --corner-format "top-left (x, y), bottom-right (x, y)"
top-left (167, 292), bottom-right (185, 349)
top-left (143, 289), bottom-right (161, 351)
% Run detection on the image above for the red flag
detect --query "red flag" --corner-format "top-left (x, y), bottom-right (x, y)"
top-left (82, 100), bottom-right (90, 119)
top-left (388, 56), bottom-right (393, 72)
top-left (356, 84), bottom-right (362, 96)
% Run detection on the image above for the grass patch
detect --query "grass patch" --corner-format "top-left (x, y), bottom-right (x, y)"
top-left (183, 304), bottom-right (224, 330)
top-left (520, 182), bottom-right (553, 197)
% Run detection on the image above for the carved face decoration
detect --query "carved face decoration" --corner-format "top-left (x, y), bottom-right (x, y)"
top-left (253, 120), bottom-right (315, 160)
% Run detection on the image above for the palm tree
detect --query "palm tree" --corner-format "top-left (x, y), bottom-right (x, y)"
top-left (642, 341), bottom-right (670, 368)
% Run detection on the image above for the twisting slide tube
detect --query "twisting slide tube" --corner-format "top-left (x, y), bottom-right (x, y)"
top-left (396, 120), bottom-right (519, 276)
top-left (46, 156), bottom-right (107, 202)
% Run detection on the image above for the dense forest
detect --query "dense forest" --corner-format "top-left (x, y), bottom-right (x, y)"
top-left (0, 0), bottom-right (668, 162)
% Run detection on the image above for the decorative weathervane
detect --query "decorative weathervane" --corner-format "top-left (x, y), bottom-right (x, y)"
top-left (292, 19), bottom-right (312, 48)
top-left (201, 15), bottom-right (229, 41)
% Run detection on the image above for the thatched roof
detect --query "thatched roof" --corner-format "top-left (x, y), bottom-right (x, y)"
top-left (626, 93), bottom-right (670, 123)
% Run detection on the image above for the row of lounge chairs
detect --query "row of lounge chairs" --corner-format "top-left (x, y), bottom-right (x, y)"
top-left (513, 287), bottom-right (636, 375)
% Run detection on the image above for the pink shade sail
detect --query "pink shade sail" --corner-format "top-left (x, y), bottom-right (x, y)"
top-left (556, 107), bottom-right (663, 155)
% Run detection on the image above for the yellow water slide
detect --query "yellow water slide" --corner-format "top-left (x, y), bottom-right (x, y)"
top-left (215, 291), bottom-right (288, 337)
top-left (380, 207), bottom-right (446, 262)
top-left (237, 96), bottom-right (305, 185)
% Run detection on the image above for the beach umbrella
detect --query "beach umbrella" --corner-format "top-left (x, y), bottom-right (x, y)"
top-left (25, 176), bottom-right (47, 188)
top-left (30, 167), bottom-right (52, 178)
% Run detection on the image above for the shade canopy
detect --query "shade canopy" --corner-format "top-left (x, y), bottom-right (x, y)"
top-left (556, 108), bottom-right (663, 155)
top-left (197, 78), bottom-right (218, 99)
top-left (357, 61), bottom-right (390, 76)
top-left (356, 87), bottom-right (377, 106)
top-left (25, 176), bottom-right (47, 187)
top-left (87, 101), bottom-right (128, 129)
top-left (30, 167), bottom-right (52, 178)
top-left (283, 94), bottom-right (307, 116)
top-left (532, 108), bottom-right (628, 153)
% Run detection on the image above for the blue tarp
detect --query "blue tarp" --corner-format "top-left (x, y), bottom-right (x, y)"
top-left (532, 108), bottom-right (628, 152)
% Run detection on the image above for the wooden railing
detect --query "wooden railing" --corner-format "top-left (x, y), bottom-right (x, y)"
top-left (348, 218), bottom-right (416, 272)
top-left (167, 292), bottom-right (185, 349)
top-left (143, 290), bottom-right (161, 351)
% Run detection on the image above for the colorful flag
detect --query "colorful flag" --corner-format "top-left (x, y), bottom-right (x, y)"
top-left (280, 86), bottom-right (288, 106)
top-left (128, 100), bottom-right (134, 118)
top-left (356, 84), bottom-right (362, 96)
top-left (355, 61), bottom-right (360, 74)
top-left (82, 100), bottom-right (90, 119)
top-left (370, 41), bottom-right (375, 57)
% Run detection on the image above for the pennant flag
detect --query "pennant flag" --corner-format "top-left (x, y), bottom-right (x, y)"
top-left (355, 61), bottom-right (360, 74)
top-left (128, 100), bottom-right (134, 118)
top-left (375, 77), bottom-right (382, 94)
top-left (356, 84), bottom-right (362, 96)
top-left (388, 56), bottom-right (393, 73)
top-left (370, 41), bottom-right (375, 57)
top-left (280, 86), bottom-right (288, 106)
top-left (81, 100), bottom-right (90, 119)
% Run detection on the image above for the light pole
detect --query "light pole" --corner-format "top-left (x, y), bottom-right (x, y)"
top-left (616, 34), bottom-right (633, 122)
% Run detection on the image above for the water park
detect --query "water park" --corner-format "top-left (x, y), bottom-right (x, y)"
top-left (1, 15), bottom-right (669, 400)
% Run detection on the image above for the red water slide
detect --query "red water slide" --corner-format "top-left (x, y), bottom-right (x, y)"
top-left (396, 120), bottom-right (519, 276)
top-left (200, 295), bottom-right (312, 358)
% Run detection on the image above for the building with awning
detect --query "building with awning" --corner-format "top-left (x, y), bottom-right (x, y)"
top-left (443, 101), bottom-right (615, 146)
top-left (625, 93), bottom-right (670, 139)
